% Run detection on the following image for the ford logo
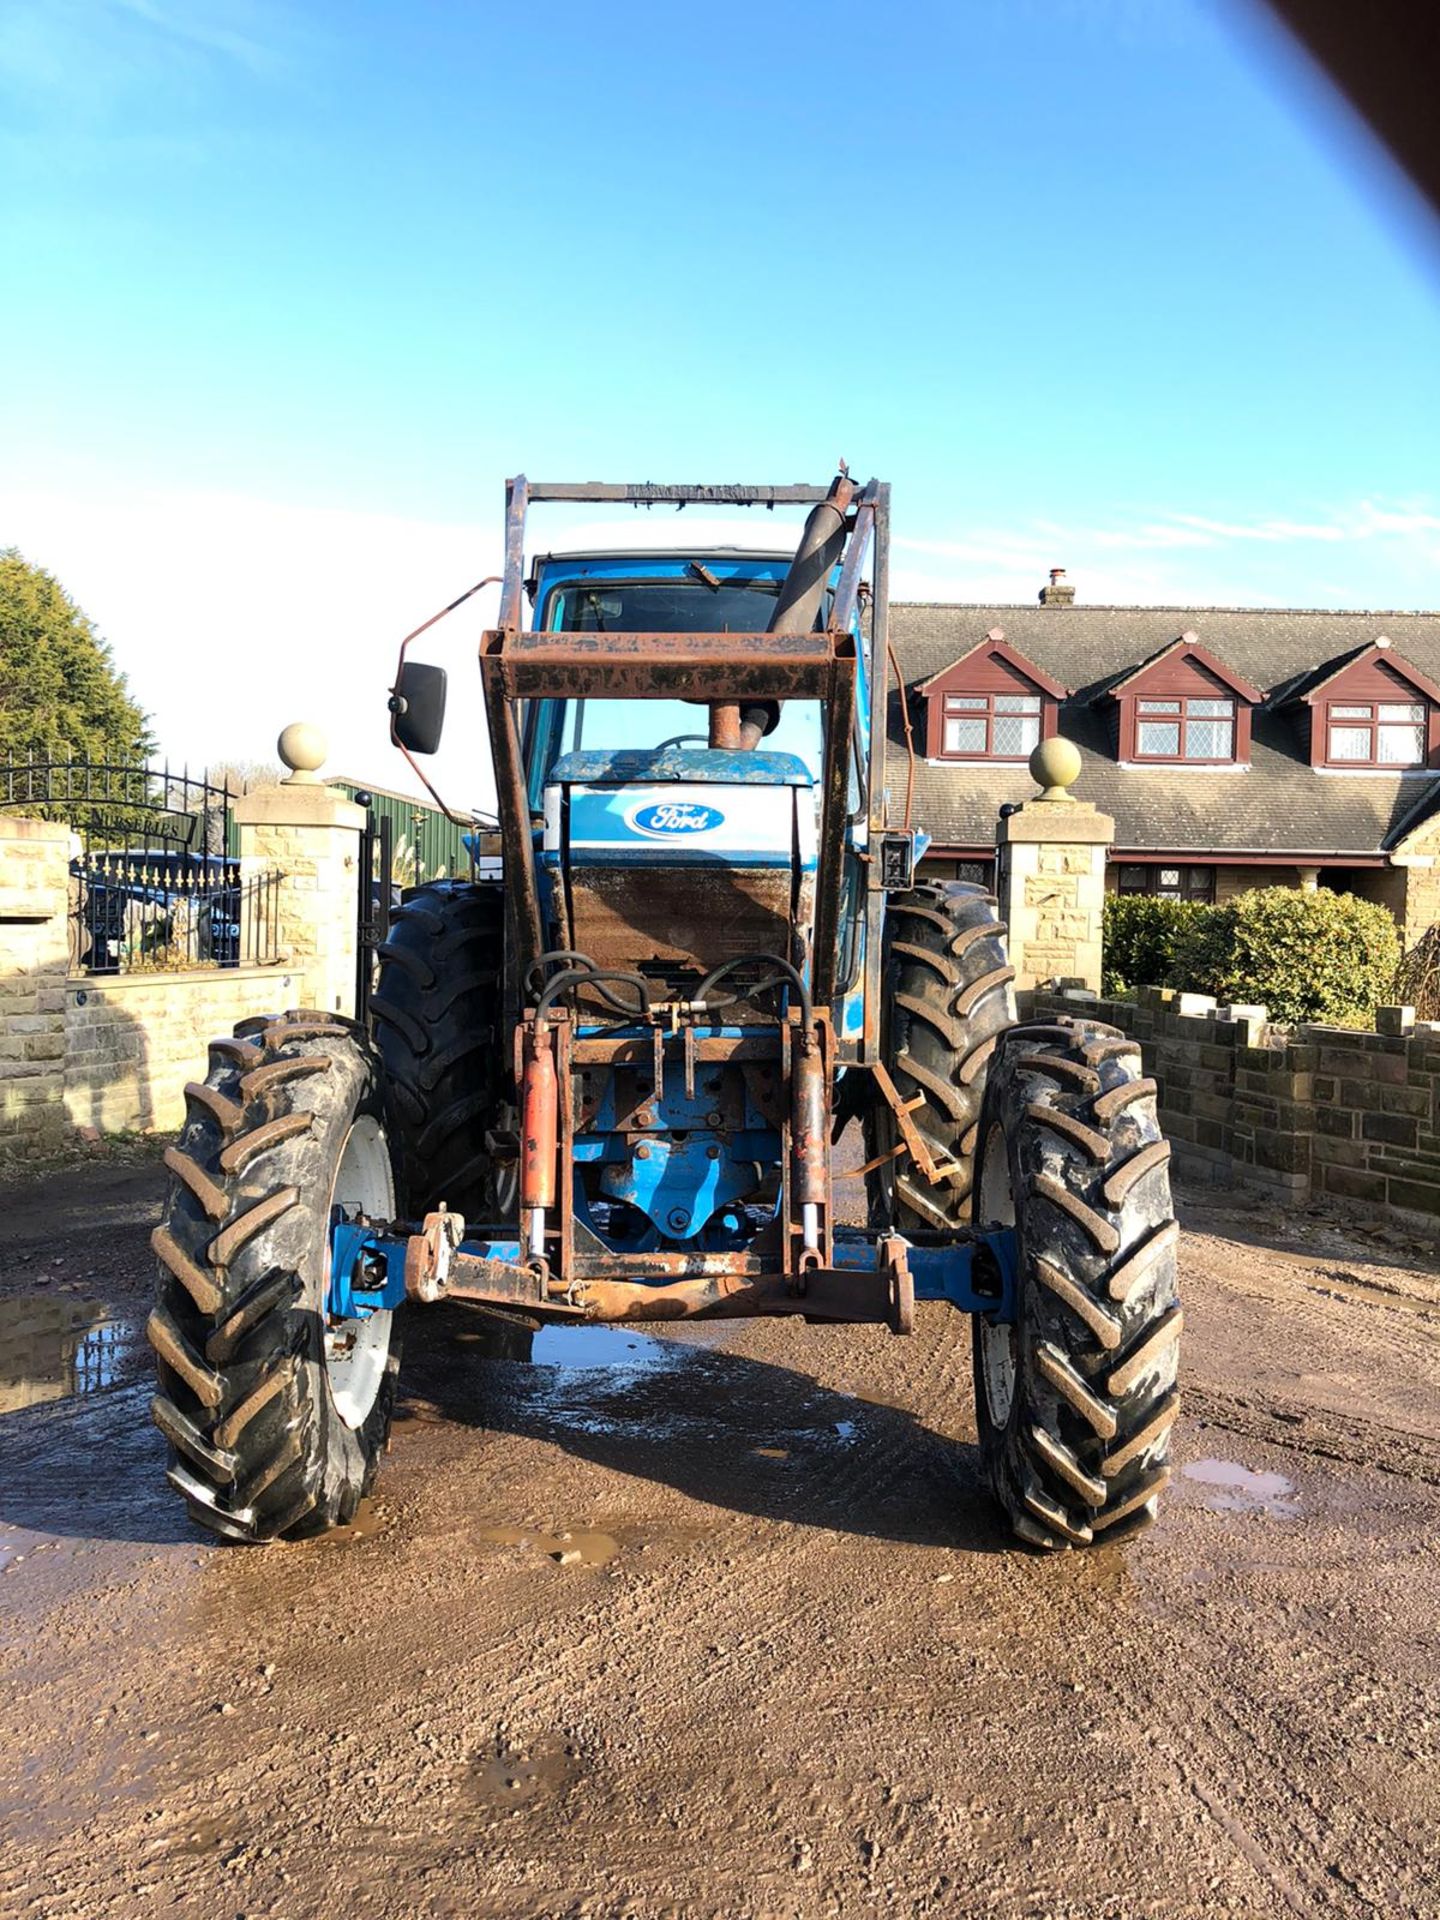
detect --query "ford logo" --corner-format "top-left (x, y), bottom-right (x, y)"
top-left (629, 802), bottom-right (724, 837)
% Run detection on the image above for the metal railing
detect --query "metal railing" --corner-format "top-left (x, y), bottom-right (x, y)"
top-left (1, 756), bottom-right (284, 975)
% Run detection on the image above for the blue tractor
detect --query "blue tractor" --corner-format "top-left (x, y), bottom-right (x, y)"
top-left (148, 475), bottom-right (1181, 1550)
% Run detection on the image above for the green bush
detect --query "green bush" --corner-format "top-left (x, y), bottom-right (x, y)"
top-left (1168, 886), bottom-right (1400, 1025)
top-left (1101, 893), bottom-right (1208, 996)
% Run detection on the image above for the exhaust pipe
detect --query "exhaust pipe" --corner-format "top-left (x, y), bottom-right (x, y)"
top-left (717, 469), bottom-right (857, 750)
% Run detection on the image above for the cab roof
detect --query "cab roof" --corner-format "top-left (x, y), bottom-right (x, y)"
top-left (530, 545), bottom-right (796, 567)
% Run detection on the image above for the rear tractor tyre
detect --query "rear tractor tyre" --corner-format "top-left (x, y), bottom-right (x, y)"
top-left (867, 880), bottom-right (1016, 1227)
top-left (973, 1018), bottom-right (1181, 1550)
top-left (147, 1011), bottom-right (403, 1543)
top-left (370, 879), bottom-right (513, 1222)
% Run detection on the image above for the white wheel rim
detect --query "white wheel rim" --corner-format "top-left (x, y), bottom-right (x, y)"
top-left (326, 1113), bottom-right (396, 1430)
top-left (977, 1121), bottom-right (1017, 1430)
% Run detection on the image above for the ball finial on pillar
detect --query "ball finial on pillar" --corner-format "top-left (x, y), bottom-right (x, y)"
top-left (1029, 735), bottom-right (1081, 802)
top-left (277, 722), bottom-right (329, 786)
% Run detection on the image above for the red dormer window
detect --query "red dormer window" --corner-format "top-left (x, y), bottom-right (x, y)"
top-left (1325, 700), bottom-right (1426, 767)
top-left (919, 630), bottom-right (1067, 763)
top-left (1134, 696), bottom-right (1236, 761)
top-left (1111, 633), bottom-right (1261, 767)
top-left (941, 692), bottom-right (1043, 758)
top-left (1298, 639), bottom-right (1440, 771)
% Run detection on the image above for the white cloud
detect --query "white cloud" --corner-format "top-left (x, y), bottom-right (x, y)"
top-left (893, 499), bottom-right (1440, 607)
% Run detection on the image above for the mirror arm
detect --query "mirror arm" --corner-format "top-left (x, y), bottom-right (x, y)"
top-left (387, 576), bottom-right (501, 827)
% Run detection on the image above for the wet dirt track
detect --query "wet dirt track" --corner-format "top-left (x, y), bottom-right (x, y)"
top-left (1, 1150), bottom-right (1438, 1919)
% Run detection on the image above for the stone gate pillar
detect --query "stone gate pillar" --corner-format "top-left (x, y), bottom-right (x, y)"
top-left (996, 738), bottom-right (1114, 994)
top-left (233, 724), bottom-right (366, 1019)
top-left (0, 815), bottom-right (72, 1156)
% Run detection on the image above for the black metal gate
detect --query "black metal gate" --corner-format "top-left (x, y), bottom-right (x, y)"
top-left (355, 797), bottom-right (395, 1022)
top-left (0, 756), bottom-right (280, 974)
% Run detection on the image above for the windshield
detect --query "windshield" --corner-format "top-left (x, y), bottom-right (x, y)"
top-left (550, 576), bottom-right (789, 633)
top-left (552, 696), bottom-right (825, 772)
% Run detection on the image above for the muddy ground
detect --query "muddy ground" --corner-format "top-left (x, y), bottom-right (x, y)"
top-left (1, 1143), bottom-right (1438, 1920)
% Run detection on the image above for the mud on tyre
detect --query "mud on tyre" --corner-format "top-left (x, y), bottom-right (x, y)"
top-left (370, 879), bottom-right (512, 1221)
top-left (867, 880), bottom-right (1016, 1227)
top-left (973, 1017), bottom-right (1181, 1550)
top-left (147, 1012), bottom-right (402, 1543)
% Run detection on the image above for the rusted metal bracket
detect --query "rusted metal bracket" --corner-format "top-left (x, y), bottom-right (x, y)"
top-left (563, 1259), bottom-right (912, 1333)
top-left (403, 1208), bottom-right (467, 1304)
top-left (869, 1061), bottom-right (965, 1188)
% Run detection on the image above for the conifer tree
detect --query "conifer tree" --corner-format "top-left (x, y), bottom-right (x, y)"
top-left (0, 549), bottom-right (152, 764)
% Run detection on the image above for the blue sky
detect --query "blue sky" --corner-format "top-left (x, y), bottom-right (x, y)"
top-left (2, 0), bottom-right (1438, 797)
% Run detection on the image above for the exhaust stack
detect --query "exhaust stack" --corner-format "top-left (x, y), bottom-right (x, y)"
top-left (717, 468), bottom-right (856, 750)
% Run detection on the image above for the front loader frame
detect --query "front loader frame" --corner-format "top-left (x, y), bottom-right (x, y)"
top-left (479, 476), bottom-right (892, 1061)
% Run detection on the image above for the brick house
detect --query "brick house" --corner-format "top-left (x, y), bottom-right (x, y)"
top-left (891, 577), bottom-right (1440, 946)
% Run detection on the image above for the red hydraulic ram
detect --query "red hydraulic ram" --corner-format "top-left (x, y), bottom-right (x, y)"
top-left (520, 1019), bottom-right (558, 1260)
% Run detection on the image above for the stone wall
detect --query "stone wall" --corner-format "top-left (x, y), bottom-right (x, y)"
top-left (0, 818), bottom-right (73, 1159)
top-left (64, 967), bottom-right (299, 1135)
top-left (1028, 984), bottom-right (1440, 1226)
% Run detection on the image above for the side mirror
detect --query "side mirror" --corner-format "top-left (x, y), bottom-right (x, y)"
top-left (389, 662), bottom-right (447, 755)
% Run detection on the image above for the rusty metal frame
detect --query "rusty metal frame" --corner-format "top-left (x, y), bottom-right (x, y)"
top-left (480, 475), bottom-right (889, 1026)
top-left (424, 1241), bottom-right (913, 1331)
top-left (476, 475), bottom-right (894, 1305)
top-left (869, 1060), bottom-right (963, 1187)
top-left (862, 482), bottom-right (892, 1063)
top-left (482, 629), bottom-right (848, 702)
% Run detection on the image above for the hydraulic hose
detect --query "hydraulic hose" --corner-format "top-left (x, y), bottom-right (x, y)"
top-left (693, 953), bottom-right (813, 1034)
top-left (525, 950), bottom-right (601, 1001)
top-left (535, 966), bottom-right (652, 1024)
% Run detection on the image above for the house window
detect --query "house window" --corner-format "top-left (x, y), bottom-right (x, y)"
top-left (1134, 697), bottom-right (1235, 762)
top-left (1324, 700), bottom-right (1426, 767)
top-left (1117, 863), bottom-right (1216, 903)
top-left (940, 692), bottom-right (1041, 759)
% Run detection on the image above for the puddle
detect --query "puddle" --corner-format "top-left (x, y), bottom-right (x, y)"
top-left (446, 1314), bottom-right (725, 1373)
top-left (307, 1497), bottom-right (389, 1549)
top-left (476, 1524), bottom-right (621, 1568)
top-left (1182, 1458), bottom-right (1302, 1519)
top-left (831, 1420), bottom-right (858, 1444)
top-left (0, 1296), bottom-right (143, 1417)
top-left (470, 1734), bottom-right (580, 1809)
top-left (1306, 1270), bottom-right (1440, 1323)
top-left (531, 1323), bottom-right (678, 1370)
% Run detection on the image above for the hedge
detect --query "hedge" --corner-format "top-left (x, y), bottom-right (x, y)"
top-left (1101, 894), bottom-right (1208, 997)
top-left (1167, 886), bottom-right (1400, 1025)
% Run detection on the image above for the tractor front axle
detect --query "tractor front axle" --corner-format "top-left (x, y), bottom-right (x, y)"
top-left (325, 1208), bottom-right (1018, 1332)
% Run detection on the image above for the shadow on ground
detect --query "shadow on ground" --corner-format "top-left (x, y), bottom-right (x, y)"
top-left (0, 1300), bottom-right (1007, 1556)
top-left (397, 1302), bottom-right (1009, 1556)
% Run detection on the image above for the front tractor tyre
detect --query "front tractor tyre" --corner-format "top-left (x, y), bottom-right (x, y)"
top-left (974, 1018), bottom-right (1181, 1550)
top-left (370, 879), bottom-right (512, 1222)
top-left (868, 880), bottom-right (1017, 1227)
top-left (147, 1012), bottom-right (403, 1543)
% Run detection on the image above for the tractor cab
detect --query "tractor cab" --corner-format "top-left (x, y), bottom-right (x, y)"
top-left (521, 548), bottom-right (865, 1026)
